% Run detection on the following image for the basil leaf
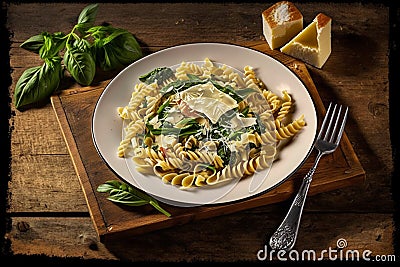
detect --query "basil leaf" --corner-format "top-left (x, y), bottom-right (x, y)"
top-left (175, 118), bottom-right (198, 128)
top-left (20, 34), bottom-right (45, 53)
top-left (21, 32), bottom-right (66, 57)
top-left (157, 98), bottom-right (170, 115)
top-left (91, 26), bottom-right (142, 71)
top-left (139, 67), bottom-right (174, 85)
top-left (76, 3), bottom-right (98, 34)
top-left (96, 181), bottom-right (119, 192)
top-left (186, 73), bottom-right (203, 82)
top-left (217, 143), bottom-right (231, 165)
top-left (85, 25), bottom-right (106, 39)
top-left (235, 87), bottom-right (259, 99)
top-left (13, 66), bottom-right (41, 109)
top-left (14, 57), bottom-right (63, 110)
top-left (64, 39), bottom-right (96, 85)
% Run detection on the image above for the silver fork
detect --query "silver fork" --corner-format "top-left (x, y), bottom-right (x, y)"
top-left (269, 102), bottom-right (348, 251)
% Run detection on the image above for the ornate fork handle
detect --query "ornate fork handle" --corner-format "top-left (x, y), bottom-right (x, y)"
top-left (269, 152), bottom-right (322, 251)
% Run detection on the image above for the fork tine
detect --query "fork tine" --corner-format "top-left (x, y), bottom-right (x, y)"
top-left (323, 103), bottom-right (337, 141)
top-left (334, 106), bottom-right (348, 145)
top-left (329, 105), bottom-right (342, 143)
top-left (317, 102), bottom-right (332, 140)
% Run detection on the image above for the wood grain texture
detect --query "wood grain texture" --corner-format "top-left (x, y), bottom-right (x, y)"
top-left (50, 42), bottom-right (365, 240)
top-left (5, 2), bottom-right (394, 262)
top-left (7, 213), bottom-right (393, 261)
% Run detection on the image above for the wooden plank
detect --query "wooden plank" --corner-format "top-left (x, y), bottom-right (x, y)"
top-left (7, 213), bottom-right (394, 261)
top-left (10, 105), bottom-right (68, 155)
top-left (7, 217), bottom-right (116, 260)
top-left (50, 42), bottom-right (365, 240)
top-left (51, 88), bottom-right (108, 238)
top-left (7, 3), bottom-right (265, 44)
top-left (8, 3), bottom-right (388, 46)
top-left (8, 154), bottom-right (88, 213)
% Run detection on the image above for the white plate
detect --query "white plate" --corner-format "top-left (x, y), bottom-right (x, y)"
top-left (92, 42), bottom-right (317, 207)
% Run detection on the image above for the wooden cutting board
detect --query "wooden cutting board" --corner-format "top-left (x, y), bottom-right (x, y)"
top-left (50, 42), bottom-right (365, 242)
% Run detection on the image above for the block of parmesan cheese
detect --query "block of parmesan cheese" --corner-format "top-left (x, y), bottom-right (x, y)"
top-left (262, 1), bottom-right (303, 50)
top-left (280, 13), bottom-right (332, 68)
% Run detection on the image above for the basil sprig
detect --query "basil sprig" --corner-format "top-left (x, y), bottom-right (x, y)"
top-left (14, 3), bottom-right (143, 110)
top-left (97, 180), bottom-right (171, 217)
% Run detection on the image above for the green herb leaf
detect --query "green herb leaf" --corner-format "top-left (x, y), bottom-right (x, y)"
top-left (234, 87), bottom-right (259, 99)
top-left (217, 142), bottom-right (231, 165)
top-left (64, 39), bottom-right (96, 85)
top-left (175, 118), bottom-right (198, 128)
top-left (97, 180), bottom-right (171, 217)
top-left (20, 34), bottom-right (45, 53)
top-left (76, 3), bottom-right (99, 34)
top-left (185, 73), bottom-right (203, 82)
top-left (210, 80), bottom-right (246, 102)
top-left (38, 32), bottom-right (67, 59)
top-left (157, 98), bottom-right (170, 115)
top-left (138, 67), bottom-right (174, 85)
top-left (89, 25), bottom-right (143, 71)
top-left (14, 57), bottom-right (63, 110)
top-left (21, 32), bottom-right (66, 57)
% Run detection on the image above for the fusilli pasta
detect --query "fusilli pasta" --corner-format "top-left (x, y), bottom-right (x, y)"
top-left (117, 58), bottom-right (306, 189)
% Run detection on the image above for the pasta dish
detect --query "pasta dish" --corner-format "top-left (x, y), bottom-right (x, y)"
top-left (117, 58), bottom-right (305, 189)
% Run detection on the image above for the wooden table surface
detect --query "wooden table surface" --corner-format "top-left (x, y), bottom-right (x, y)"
top-left (2, 1), bottom-right (398, 264)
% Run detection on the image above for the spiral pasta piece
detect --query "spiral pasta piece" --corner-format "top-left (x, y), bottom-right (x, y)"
top-left (275, 115), bottom-right (306, 140)
top-left (262, 89), bottom-right (282, 113)
top-left (184, 150), bottom-right (224, 169)
top-left (276, 90), bottom-right (292, 122)
top-left (175, 61), bottom-right (204, 80)
top-left (118, 120), bottom-right (145, 157)
top-left (145, 146), bottom-right (166, 164)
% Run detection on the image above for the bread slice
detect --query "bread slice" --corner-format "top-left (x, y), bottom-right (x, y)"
top-left (262, 1), bottom-right (303, 50)
top-left (280, 13), bottom-right (332, 68)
